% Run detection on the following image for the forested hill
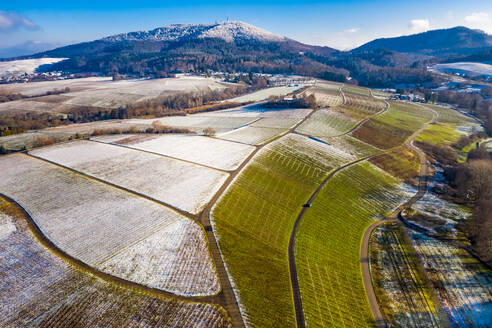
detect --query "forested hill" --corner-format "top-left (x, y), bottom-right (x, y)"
top-left (24, 22), bottom-right (492, 88)
top-left (354, 26), bottom-right (492, 56)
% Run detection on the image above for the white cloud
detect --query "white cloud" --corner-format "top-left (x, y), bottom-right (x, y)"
top-left (409, 19), bottom-right (430, 32)
top-left (0, 11), bottom-right (39, 32)
top-left (344, 28), bottom-right (360, 33)
top-left (465, 12), bottom-right (489, 23)
top-left (463, 12), bottom-right (492, 33)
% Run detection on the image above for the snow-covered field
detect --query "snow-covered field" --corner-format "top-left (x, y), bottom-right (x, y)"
top-left (0, 58), bottom-right (66, 79)
top-left (0, 213), bottom-right (16, 240)
top-left (96, 134), bottom-right (255, 171)
top-left (247, 117), bottom-right (298, 128)
top-left (320, 134), bottom-right (381, 158)
top-left (410, 192), bottom-right (470, 237)
top-left (135, 115), bottom-right (257, 134)
top-left (0, 154), bottom-right (219, 296)
top-left (269, 133), bottom-right (355, 171)
top-left (296, 109), bottom-right (354, 137)
top-left (303, 86), bottom-right (343, 107)
top-left (218, 126), bottom-right (286, 145)
top-left (30, 140), bottom-right (228, 213)
top-left (0, 76), bottom-right (229, 110)
top-left (0, 197), bottom-right (231, 327)
top-left (198, 104), bottom-right (311, 119)
top-left (431, 62), bottom-right (492, 77)
top-left (0, 98), bottom-right (78, 115)
top-left (409, 230), bottom-right (492, 328)
top-left (99, 219), bottom-right (219, 295)
top-left (227, 86), bottom-right (299, 103)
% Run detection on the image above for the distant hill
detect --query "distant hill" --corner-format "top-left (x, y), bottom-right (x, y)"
top-left (354, 26), bottom-right (492, 56)
top-left (0, 41), bottom-right (62, 59)
top-left (102, 21), bottom-right (287, 43)
top-left (28, 21), bottom-right (343, 79)
top-left (22, 22), bottom-right (492, 88)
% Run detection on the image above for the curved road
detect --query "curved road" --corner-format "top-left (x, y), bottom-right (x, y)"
top-left (360, 104), bottom-right (438, 328)
top-left (288, 91), bottom-right (390, 328)
top-left (289, 97), bottom-right (437, 328)
top-left (7, 89), bottom-right (319, 328)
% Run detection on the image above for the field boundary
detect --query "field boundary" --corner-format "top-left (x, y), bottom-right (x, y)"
top-left (0, 192), bottom-right (226, 304)
top-left (359, 104), bottom-right (438, 327)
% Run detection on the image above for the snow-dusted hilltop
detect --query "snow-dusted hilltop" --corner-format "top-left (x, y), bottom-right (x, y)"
top-left (102, 21), bottom-right (286, 43)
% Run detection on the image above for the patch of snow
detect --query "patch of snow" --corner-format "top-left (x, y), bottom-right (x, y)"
top-left (103, 21), bottom-right (286, 43)
top-left (0, 58), bottom-right (66, 79)
top-left (30, 140), bottom-right (228, 214)
top-left (0, 213), bottom-right (16, 240)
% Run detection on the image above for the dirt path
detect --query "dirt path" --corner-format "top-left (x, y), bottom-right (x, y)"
top-left (360, 104), bottom-right (438, 328)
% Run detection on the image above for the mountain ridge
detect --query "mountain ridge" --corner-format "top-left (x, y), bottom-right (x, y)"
top-left (354, 26), bottom-right (492, 55)
top-left (102, 21), bottom-right (287, 43)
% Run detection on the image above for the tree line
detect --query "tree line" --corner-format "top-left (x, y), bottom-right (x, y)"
top-left (416, 139), bottom-right (492, 266)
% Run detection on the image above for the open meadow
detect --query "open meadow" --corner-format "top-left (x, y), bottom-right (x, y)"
top-left (0, 76), bottom-right (231, 117)
top-left (352, 102), bottom-right (433, 149)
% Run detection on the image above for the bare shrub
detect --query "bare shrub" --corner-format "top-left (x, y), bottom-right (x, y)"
top-left (32, 136), bottom-right (55, 148)
top-left (203, 127), bottom-right (216, 136)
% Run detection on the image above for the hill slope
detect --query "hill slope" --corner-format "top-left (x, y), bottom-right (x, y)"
top-left (102, 21), bottom-right (286, 43)
top-left (354, 26), bottom-right (492, 56)
top-left (31, 21), bottom-right (342, 78)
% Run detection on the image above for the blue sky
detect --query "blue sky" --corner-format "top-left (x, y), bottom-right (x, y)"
top-left (1, 0), bottom-right (492, 52)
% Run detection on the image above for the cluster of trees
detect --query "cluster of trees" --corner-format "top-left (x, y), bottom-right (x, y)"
top-left (414, 88), bottom-right (492, 135)
top-left (0, 84), bottom-right (252, 135)
top-left (449, 154), bottom-right (492, 265)
top-left (452, 133), bottom-right (484, 150)
top-left (0, 90), bottom-right (25, 103)
top-left (41, 38), bottom-right (347, 80)
top-left (0, 87), bottom-right (71, 104)
top-left (306, 49), bottom-right (443, 88)
top-left (416, 139), bottom-right (492, 265)
top-left (263, 93), bottom-right (317, 109)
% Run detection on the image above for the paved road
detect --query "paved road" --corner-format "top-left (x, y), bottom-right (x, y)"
top-left (2, 89), bottom-right (316, 328)
top-left (288, 91), bottom-right (390, 328)
top-left (289, 95), bottom-right (438, 328)
top-left (359, 104), bottom-right (438, 328)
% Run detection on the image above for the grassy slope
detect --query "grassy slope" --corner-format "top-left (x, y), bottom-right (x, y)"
top-left (352, 102), bottom-right (433, 149)
top-left (342, 85), bottom-right (371, 96)
top-left (369, 147), bottom-right (421, 186)
top-left (415, 104), bottom-right (475, 146)
top-left (335, 93), bottom-right (385, 122)
top-left (212, 136), bottom-right (352, 327)
top-left (296, 110), bottom-right (354, 137)
top-left (321, 134), bottom-right (382, 159)
top-left (295, 162), bottom-right (409, 328)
